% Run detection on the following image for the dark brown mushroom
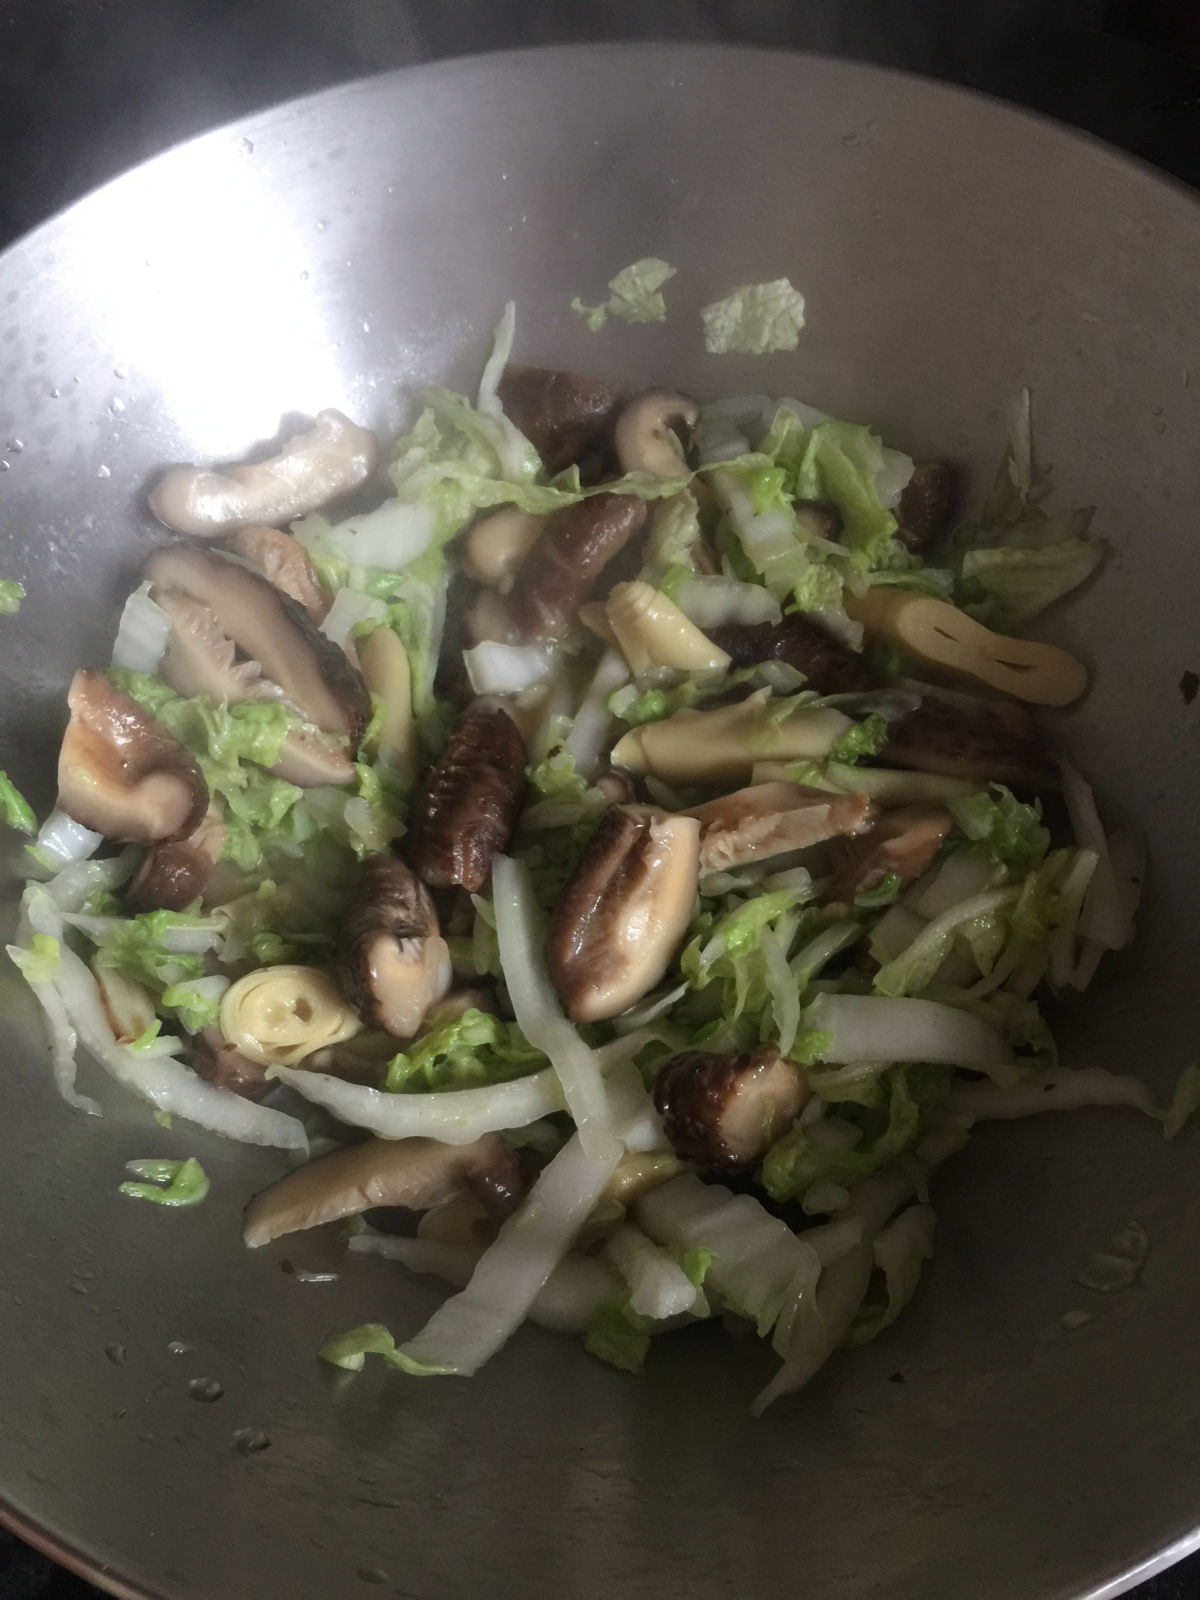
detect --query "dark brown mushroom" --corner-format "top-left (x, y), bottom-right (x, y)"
top-left (882, 687), bottom-right (1056, 788)
top-left (230, 524), bottom-right (332, 622)
top-left (302, 1030), bottom-right (400, 1084)
top-left (142, 545), bottom-right (369, 746)
top-left (496, 363), bottom-right (623, 477)
top-left (895, 461), bottom-right (958, 555)
top-left (509, 493), bottom-right (649, 640)
top-left (57, 670), bottom-right (209, 844)
top-left (793, 499), bottom-right (844, 543)
top-left (242, 1133), bottom-right (523, 1248)
top-left (653, 1045), bottom-right (809, 1169)
top-left (828, 804), bottom-right (955, 900)
top-left (407, 702), bottom-right (527, 893)
top-left (337, 856), bottom-right (453, 1040)
top-left (548, 804), bottom-right (700, 1024)
top-left (126, 808), bottom-right (227, 913)
top-left (706, 611), bottom-right (878, 695)
top-left (190, 1026), bottom-right (271, 1100)
top-left (612, 390), bottom-right (699, 477)
top-left (687, 781), bottom-right (876, 873)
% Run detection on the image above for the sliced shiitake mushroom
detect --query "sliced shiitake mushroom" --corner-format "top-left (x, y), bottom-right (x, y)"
top-left (190, 1026), bottom-right (271, 1101)
top-left (230, 524), bottom-right (332, 622)
top-left (126, 807), bottom-right (228, 913)
top-left (148, 409), bottom-right (379, 537)
top-left (612, 390), bottom-right (698, 478)
top-left (895, 460), bottom-right (958, 555)
top-left (653, 1045), bottom-right (809, 1169)
top-left (509, 493), bottom-right (649, 640)
top-left (828, 804), bottom-right (954, 900)
top-left (882, 685), bottom-right (1056, 788)
top-left (337, 856), bottom-right (453, 1040)
top-left (548, 804), bottom-right (700, 1024)
top-left (687, 781), bottom-right (876, 873)
top-left (57, 669), bottom-right (209, 844)
top-left (142, 545), bottom-right (369, 745)
top-left (705, 611), bottom-right (877, 695)
top-left (496, 364), bottom-right (623, 477)
top-left (407, 702), bottom-right (527, 894)
top-left (242, 1133), bottom-right (522, 1248)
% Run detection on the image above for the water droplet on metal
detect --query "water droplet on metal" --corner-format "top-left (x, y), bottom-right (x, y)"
top-left (7, 438), bottom-right (24, 453)
top-left (0, 461), bottom-right (9, 473)
top-left (96, 464), bottom-right (111, 480)
top-left (361, 320), bottom-right (371, 335)
top-left (233, 1426), bottom-right (272, 1455)
top-left (104, 1343), bottom-right (128, 1366)
top-left (315, 219), bottom-right (327, 232)
top-left (109, 397), bottom-right (126, 415)
top-left (168, 1339), bottom-right (195, 1356)
top-left (239, 137), bottom-right (255, 156)
top-left (49, 387), bottom-right (61, 399)
top-left (113, 366), bottom-right (128, 380)
top-left (299, 270), bottom-right (310, 282)
top-left (356, 1567), bottom-right (389, 1586)
top-left (186, 1377), bottom-right (224, 1403)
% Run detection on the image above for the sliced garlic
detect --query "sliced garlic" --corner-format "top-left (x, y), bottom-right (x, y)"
top-left (220, 964), bottom-right (361, 1069)
top-left (605, 581), bottom-right (731, 676)
top-left (844, 590), bottom-right (1088, 707)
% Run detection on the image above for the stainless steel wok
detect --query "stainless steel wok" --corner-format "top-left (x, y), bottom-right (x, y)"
top-left (0, 44), bottom-right (1197, 1600)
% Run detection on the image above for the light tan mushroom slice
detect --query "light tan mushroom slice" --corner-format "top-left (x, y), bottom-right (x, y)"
top-left (142, 544), bottom-right (369, 743)
top-left (57, 669), bottom-right (209, 844)
top-left (268, 725), bottom-right (355, 787)
top-left (231, 524), bottom-right (332, 622)
top-left (242, 1133), bottom-right (520, 1248)
top-left (654, 1045), bottom-right (809, 1168)
top-left (613, 390), bottom-right (699, 477)
top-left (337, 857), bottom-right (453, 1039)
top-left (601, 1151), bottom-right (684, 1206)
top-left (687, 781), bottom-right (877, 872)
top-left (154, 587), bottom-right (289, 705)
top-left (92, 964), bottom-right (158, 1045)
top-left (548, 804), bottom-right (700, 1024)
top-left (149, 409), bottom-right (379, 537)
top-left (461, 507), bottom-right (547, 592)
top-left (829, 804), bottom-right (955, 900)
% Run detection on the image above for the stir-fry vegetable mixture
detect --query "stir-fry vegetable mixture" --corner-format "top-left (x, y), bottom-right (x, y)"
top-left (5, 302), bottom-right (1180, 1414)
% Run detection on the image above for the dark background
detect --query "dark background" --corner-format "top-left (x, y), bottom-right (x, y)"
top-left (1, 1), bottom-right (1198, 1595)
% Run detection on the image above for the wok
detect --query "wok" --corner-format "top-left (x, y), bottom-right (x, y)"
top-left (0, 44), bottom-right (1198, 1600)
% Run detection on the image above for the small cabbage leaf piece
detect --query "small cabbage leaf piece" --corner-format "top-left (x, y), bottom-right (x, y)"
top-left (701, 278), bottom-right (807, 355)
top-left (0, 578), bottom-right (26, 613)
top-left (0, 770), bottom-right (36, 834)
top-left (118, 1156), bottom-right (209, 1207)
top-left (584, 1298), bottom-right (652, 1373)
top-left (318, 1322), bottom-right (450, 1376)
top-left (571, 257), bottom-right (677, 330)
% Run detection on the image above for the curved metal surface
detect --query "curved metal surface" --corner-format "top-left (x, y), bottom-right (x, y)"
top-left (0, 44), bottom-right (1198, 1600)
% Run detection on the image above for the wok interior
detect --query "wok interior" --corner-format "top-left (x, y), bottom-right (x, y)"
top-left (0, 47), bottom-right (1198, 1600)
